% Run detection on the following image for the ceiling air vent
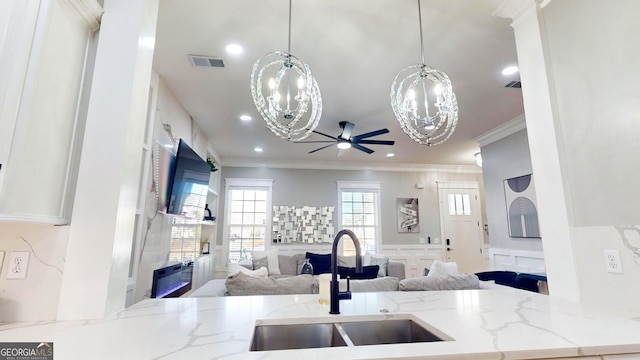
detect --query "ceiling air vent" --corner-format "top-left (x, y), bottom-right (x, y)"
top-left (504, 80), bottom-right (522, 88)
top-left (188, 55), bottom-right (225, 68)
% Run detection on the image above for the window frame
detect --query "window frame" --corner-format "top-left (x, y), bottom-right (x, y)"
top-left (336, 181), bottom-right (381, 255)
top-left (222, 178), bottom-right (273, 263)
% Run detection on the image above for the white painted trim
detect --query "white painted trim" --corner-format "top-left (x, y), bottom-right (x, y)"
top-left (222, 178), bottom-right (274, 263)
top-left (225, 178), bottom-right (273, 188)
top-left (436, 181), bottom-right (479, 190)
top-left (492, 0), bottom-right (537, 22)
top-left (488, 248), bottom-right (546, 273)
top-left (336, 181), bottom-right (381, 190)
top-left (474, 114), bottom-right (526, 147)
top-left (221, 158), bottom-right (482, 174)
top-left (63, 0), bottom-right (103, 31)
top-left (337, 181), bottom-right (382, 254)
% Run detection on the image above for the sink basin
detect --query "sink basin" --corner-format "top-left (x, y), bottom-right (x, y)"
top-left (250, 315), bottom-right (452, 351)
top-left (339, 319), bottom-right (443, 346)
top-left (250, 323), bottom-right (348, 351)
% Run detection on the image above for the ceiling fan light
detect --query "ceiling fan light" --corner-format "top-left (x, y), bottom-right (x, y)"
top-left (337, 141), bottom-right (351, 150)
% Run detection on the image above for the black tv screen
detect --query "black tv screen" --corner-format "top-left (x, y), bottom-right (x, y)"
top-left (166, 139), bottom-right (210, 217)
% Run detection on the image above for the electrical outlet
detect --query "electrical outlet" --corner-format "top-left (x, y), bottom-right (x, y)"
top-left (604, 249), bottom-right (623, 274)
top-left (6, 251), bottom-right (29, 279)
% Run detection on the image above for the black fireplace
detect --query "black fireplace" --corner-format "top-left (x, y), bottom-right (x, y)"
top-left (151, 263), bottom-right (193, 298)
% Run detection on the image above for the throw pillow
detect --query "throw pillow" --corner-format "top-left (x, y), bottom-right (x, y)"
top-left (252, 257), bottom-right (269, 271)
top-left (305, 252), bottom-right (331, 275)
top-left (252, 249), bottom-right (281, 275)
top-left (337, 255), bottom-right (358, 268)
top-left (225, 272), bottom-right (315, 296)
top-left (227, 263), bottom-right (268, 278)
top-left (364, 253), bottom-right (389, 277)
top-left (399, 273), bottom-right (480, 291)
top-left (278, 254), bottom-right (299, 276)
top-left (423, 267), bottom-right (430, 276)
top-left (337, 265), bottom-right (380, 280)
top-left (349, 277), bottom-right (399, 292)
top-left (426, 260), bottom-right (458, 278)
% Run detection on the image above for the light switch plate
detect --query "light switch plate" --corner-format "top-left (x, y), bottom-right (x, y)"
top-left (7, 251), bottom-right (30, 279)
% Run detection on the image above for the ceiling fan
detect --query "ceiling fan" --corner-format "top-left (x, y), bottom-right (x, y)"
top-left (295, 121), bottom-right (395, 154)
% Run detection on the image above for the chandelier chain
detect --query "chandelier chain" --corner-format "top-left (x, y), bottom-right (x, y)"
top-left (287, 0), bottom-right (292, 54)
top-left (418, 0), bottom-right (425, 65)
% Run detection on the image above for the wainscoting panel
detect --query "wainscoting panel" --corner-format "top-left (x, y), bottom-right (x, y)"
top-left (489, 248), bottom-right (545, 273)
top-left (381, 245), bottom-right (445, 278)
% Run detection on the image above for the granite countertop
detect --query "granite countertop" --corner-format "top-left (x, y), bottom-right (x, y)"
top-left (1, 288), bottom-right (640, 359)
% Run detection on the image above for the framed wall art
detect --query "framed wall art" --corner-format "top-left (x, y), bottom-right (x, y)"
top-left (397, 198), bottom-right (419, 233)
top-left (503, 174), bottom-right (541, 238)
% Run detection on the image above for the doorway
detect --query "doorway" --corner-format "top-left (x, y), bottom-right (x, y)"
top-left (437, 182), bottom-right (487, 273)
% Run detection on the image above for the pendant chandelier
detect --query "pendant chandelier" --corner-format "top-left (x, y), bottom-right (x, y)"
top-left (250, 0), bottom-right (322, 141)
top-left (391, 0), bottom-right (458, 146)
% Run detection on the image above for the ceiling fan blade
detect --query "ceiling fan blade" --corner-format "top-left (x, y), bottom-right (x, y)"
top-left (351, 143), bottom-right (374, 154)
top-left (294, 140), bottom-right (335, 143)
top-left (312, 130), bottom-right (338, 140)
top-left (308, 143), bottom-right (336, 154)
top-left (352, 128), bottom-right (390, 140)
top-left (356, 139), bottom-right (395, 145)
top-left (339, 121), bottom-right (355, 140)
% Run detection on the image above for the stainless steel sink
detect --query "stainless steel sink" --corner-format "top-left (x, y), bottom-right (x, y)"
top-left (250, 315), bottom-right (452, 351)
top-left (250, 323), bottom-right (348, 351)
top-left (339, 319), bottom-right (443, 346)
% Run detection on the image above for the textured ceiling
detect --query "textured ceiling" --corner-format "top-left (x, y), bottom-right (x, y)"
top-left (153, 0), bottom-right (523, 167)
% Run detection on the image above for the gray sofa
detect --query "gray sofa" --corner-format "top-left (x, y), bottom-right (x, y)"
top-left (239, 253), bottom-right (406, 280)
top-left (189, 253), bottom-right (406, 297)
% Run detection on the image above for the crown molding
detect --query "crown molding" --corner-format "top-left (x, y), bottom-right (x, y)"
top-left (474, 114), bottom-right (526, 148)
top-left (64, 0), bottom-right (103, 31)
top-left (220, 158), bottom-right (482, 174)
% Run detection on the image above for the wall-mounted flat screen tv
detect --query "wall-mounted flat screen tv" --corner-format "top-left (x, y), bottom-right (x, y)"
top-left (166, 139), bottom-right (210, 218)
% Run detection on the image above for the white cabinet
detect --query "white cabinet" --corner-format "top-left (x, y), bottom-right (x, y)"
top-left (0, 0), bottom-right (101, 224)
top-left (192, 254), bottom-right (215, 289)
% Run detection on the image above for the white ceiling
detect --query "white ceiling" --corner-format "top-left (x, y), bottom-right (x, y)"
top-left (153, 0), bottom-right (523, 168)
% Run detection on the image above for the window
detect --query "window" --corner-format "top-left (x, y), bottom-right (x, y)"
top-left (448, 193), bottom-right (471, 216)
top-left (168, 217), bottom-right (200, 263)
top-left (337, 181), bottom-right (381, 255)
top-left (224, 179), bottom-right (273, 263)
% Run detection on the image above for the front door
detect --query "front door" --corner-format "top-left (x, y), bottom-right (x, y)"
top-left (438, 183), bottom-right (487, 273)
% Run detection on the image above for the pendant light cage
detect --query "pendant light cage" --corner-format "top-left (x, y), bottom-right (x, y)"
top-left (250, 0), bottom-right (322, 142)
top-left (390, 0), bottom-right (458, 146)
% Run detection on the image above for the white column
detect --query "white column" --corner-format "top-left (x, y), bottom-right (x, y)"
top-left (493, 0), bottom-right (581, 301)
top-left (57, 0), bottom-right (159, 320)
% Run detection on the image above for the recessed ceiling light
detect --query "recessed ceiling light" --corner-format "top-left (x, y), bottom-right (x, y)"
top-left (501, 66), bottom-right (519, 76)
top-left (240, 115), bottom-right (252, 121)
top-left (225, 43), bottom-right (243, 55)
top-left (386, 153), bottom-right (395, 157)
top-left (254, 147), bottom-right (263, 152)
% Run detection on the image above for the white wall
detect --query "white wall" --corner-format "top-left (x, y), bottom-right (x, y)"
top-left (540, 0), bottom-right (640, 311)
top-left (217, 166), bottom-right (485, 252)
top-left (481, 129), bottom-right (542, 252)
top-left (0, 223), bottom-right (68, 322)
